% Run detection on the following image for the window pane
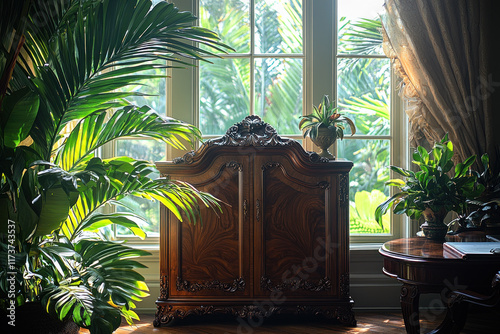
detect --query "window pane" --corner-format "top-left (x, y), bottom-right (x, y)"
top-left (338, 139), bottom-right (390, 234)
top-left (200, 0), bottom-right (250, 54)
top-left (255, 0), bottom-right (302, 54)
top-left (337, 58), bottom-right (390, 136)
top-left (337, 0), bottom-right (384, 55)
top-left (116, 197), bottom-right (160, 237)
top-left (116, 139), bottom-right (166, 162)
top-left (115, 140), bottom-right (165, 237)
top-left (254, 58), bottom-right (302, 135)
top-left (117, 62), bottom-right (166, 114)
top-left (200, 58), bottom-right (251, 135)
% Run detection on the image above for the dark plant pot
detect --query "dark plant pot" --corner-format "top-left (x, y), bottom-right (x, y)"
top-left (311, 126), bottom-right (337, 159)
top-left (420, 208), bottom-right (449, 240)
top-left (420, 221), bottom-right (449, 240)
top-left (11, 302), bottom-right (80, 334)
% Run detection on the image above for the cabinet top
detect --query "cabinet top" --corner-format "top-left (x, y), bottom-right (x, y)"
top-left (158, 116), bottom-right (353, 171)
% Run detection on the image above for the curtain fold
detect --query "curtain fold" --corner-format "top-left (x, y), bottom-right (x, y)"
top-left (381, 0), bottom-right (497, 168)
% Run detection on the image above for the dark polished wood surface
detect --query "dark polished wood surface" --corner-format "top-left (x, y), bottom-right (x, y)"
top-left (381, 234), bottom-right (489, 259)
top-left (380, 235), bottom-right (500, 334)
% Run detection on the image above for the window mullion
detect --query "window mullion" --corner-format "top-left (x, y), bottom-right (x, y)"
top-left (250, 0), bottom-right (255, 116)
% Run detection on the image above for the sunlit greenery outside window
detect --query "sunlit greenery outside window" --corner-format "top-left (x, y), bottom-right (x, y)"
top-left (198, 0), bottom-right (304, 138)
top-left (111, 0), bottom-right (406, 241)
top-left (336, 0), bottom-right (393, 237)
top-left (110, 65), bottom-right (167, 238)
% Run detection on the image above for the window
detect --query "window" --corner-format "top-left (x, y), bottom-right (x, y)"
top-left (335, 0), bottom-right (407, 242)
top-left (114, 0), bottom-right (407, 242)
top-left (197, 0), bottom-right (304, 139)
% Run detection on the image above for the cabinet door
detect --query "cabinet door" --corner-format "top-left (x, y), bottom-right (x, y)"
top-left (167, 155), bottom-right (251, 298)
top-left (253, 155), bottom-right (339, 298)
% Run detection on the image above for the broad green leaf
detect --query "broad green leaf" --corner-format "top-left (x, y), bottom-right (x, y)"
top-left (385, 178), bottom-right (406, 187)
top-left (35, 187), bottom-right (71, 236)
top-left (1, 88), bottom-right (40, 148)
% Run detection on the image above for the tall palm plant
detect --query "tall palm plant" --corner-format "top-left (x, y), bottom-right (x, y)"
top-left (0, 0), bottom-right (229, 332)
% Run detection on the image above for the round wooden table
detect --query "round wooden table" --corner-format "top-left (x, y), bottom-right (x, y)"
top-left (380, 236), bottom-right (500, 334)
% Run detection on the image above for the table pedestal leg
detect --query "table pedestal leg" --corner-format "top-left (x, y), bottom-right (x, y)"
top-left (427, 302), bottom-right (468, 334)
top-left (400, 284), bottom-right (420, 334)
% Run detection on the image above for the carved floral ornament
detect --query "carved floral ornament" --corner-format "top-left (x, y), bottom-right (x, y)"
top-left (208, 115), bottom-right (290, 147)
top-left (173, 116), bottom-right (329, 164)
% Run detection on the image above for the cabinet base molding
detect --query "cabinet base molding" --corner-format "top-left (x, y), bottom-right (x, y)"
top-left (154, 300), bottom-right (356, 327)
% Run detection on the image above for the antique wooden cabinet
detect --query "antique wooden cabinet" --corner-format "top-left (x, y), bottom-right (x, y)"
top-left (154, 116), bottom-right (355, 326)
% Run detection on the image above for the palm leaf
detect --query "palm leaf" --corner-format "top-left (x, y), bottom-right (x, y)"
top-left (55, 105), bottom-right (201, 172)
top-left (25, 0), bottom-right (230, 161)
top-left (60, 157), bottom-right (221, 241)
top-left (42, 284), bottom-right (94, 326)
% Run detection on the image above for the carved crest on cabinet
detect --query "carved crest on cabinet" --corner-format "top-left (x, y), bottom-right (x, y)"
top-left (207, 115), bottom-right (293, 147)
top-left (171, 116), bottom-right (331, 164)
top-left (176, 276), bottom-right (245, 293)
top-left (172, 151), bottom-right (195, 164)
top-left (260, 276), bottom-right (332, 292)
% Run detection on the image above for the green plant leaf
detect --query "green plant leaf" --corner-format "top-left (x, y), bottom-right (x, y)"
top-left (417, 146), bottom-right (429, 164)
top-left (375, 192), bottom-right (407, 226)
top-left (81, 213), bottom-right (148, 239)
top-left (35, 187), bottom-right (71, 237)
top-left (389, 165), bottom-right (412, 177)
top-left (1, 87), bottom-right (39, 148)
top-left (385, 178), bottom-right (406, 187)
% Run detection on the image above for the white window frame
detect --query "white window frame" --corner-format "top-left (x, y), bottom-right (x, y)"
top-left (167, 0), bottom-right (410, 244)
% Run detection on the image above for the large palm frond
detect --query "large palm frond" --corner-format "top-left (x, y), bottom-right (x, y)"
top-left (54, 105), bottom-right (201, 172)
top-left (39, 240), bottom-right (149, 331)
top-left (24, 0), bottom-right (229, 160)
top-left (60, 157), bottom-right (220, 241)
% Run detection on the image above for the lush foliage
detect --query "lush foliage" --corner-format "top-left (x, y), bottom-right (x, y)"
top-left (0, 0), bottom-right (227, 332)
top-left (375, 134), bottom-right (484, 225)
top-left (350, 190), bottom-right (390, 234)
top-left (454, 153), bottom-right (500, 230)
top-left (299, 95), bottom-right (356, 140)
top-left (198, 0), bottom-right (303, 136)
top-left (337, 16), bottom-right (391, 233)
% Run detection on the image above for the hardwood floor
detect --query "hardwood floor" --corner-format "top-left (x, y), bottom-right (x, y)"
top-left (80, 306), bottom-right (499, 333)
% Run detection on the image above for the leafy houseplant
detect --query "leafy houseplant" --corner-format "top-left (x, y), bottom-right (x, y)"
top-left (452, 153), bottom-right (500, 232)
top-left (0, 0), bottom-right (227, 333)
top-left (375, 134), bottom-right (484, 240)
top-left (299, 95), bottom-right (356, 159)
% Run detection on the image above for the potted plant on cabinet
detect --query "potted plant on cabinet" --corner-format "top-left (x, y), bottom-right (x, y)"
top-left (0, 0), bottom-right (227, 333)
top-left (299, 95), bottom-right (356, 159)
top-left (375, 134), bottom-right (484, 240)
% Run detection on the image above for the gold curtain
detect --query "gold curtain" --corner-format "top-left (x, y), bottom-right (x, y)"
top-left (381, 0), bottom-right (498, 167)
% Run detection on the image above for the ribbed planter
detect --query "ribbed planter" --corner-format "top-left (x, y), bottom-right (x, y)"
top-left (311, 125), bottom-right (337, 159)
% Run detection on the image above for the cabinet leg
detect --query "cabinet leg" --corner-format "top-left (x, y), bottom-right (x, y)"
top-left (400, 284), bottom-right (420, 334)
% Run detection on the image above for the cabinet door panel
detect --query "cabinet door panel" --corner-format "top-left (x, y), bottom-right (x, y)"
top-left (254, 157), bottom-right (338, 297)
top-left (168, 157), bottom-right (250, 297)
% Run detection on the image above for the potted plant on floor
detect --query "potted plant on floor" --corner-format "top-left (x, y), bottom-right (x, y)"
top-left (299, 95), bottom-right (356, 159)
top-left (0, 0), bottom-right (227, 333)
top-left (375, 134), bottom-right (484, 240)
